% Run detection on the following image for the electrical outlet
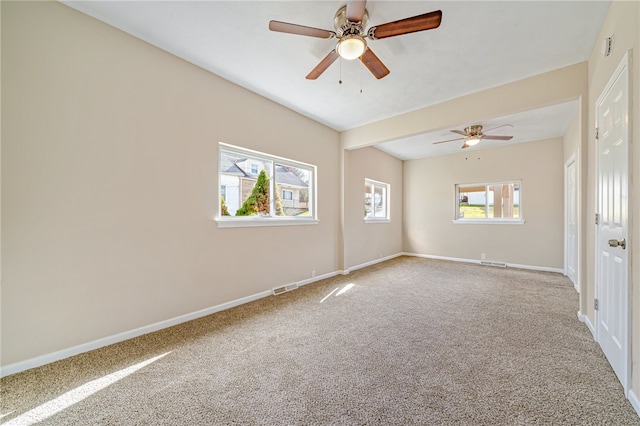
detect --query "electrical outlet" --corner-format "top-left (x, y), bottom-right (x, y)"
top-left (481, 253), bottom-right (486, 260)
top-left (311, 270), bottom-right (316, 278)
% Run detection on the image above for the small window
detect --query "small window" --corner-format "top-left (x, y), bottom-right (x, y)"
top-left (455, 181), bottom-right (522, 223)
top-left (364, 178), bottom-right (390, 222)
top-left (217, 143), bottom-right (317, 227)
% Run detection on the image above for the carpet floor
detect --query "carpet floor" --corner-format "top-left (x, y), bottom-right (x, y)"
top-left (2, 256), bottom-right (639, 425)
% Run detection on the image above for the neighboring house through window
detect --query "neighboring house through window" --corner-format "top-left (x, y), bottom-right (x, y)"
top-left (455, 180), bottom-right (523, 223)
top-left (364, 178), bottom-right (390, 222)
top-left (217, 143), bottom-right (316, 227)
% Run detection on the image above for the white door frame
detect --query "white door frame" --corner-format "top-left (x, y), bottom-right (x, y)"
top-left (594, 50), bottom-right (632, 394)
top-left (564, 153), bottom-right (579, 292)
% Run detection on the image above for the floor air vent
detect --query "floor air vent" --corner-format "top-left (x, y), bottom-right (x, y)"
top-left (480, 261), bottom-right (507, 268)
top-left (273, 283), bottom-right (299, 295)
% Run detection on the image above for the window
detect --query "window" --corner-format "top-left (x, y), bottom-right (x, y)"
top-left (217, 143), bottom-right (317, 227)
top-left (455, 180), bottom-right (522, 223)
top-left (364, 179), bottom-right (390, 222)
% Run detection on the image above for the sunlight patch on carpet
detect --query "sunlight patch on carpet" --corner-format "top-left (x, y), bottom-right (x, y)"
top-left (321, 283), bottom-right (355, 303)
top-left (320, 287), bottom-right (340, 303)
top-left (2, 352), bottom-right (171, 426)
top-left (336, 283), bottom-right (355, 296)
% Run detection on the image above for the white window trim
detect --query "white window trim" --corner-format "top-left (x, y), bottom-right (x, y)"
top-left (453, 219), bottom-right (525, 225)
top-left (364, 178), bottom-right (391, 223)
top-left (217, 217), bottom-right (319, 228)
top-left (454, 180), bottom-right (523, 224)
top-left (216, 142), bottom-right (318, 228)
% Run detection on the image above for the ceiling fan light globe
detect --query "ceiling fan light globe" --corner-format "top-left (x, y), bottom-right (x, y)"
top-left (337, 36), bottom-right (366, 60)
top-left (466, 136), bottom-right (481, 146)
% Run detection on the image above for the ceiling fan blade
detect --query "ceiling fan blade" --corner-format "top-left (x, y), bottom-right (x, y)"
top-left (306, 50), bottom-right (340, 80)
top-left (450, 129), bottom-right (467, 136)
top-left (483, 124), bottom-right (514, 133)
top-left (482, 135), bottom-right (514, 141)
top-left (269, 20), bottom-right (334, 39)
top-left (433, 137), bottom-right (465, 145)
top-left (346, 0), bottom-right (367, 23)
top-left (461, 142), bottom-right (470, 149)
top-left (370, 10), bottom-right (442, 40)
top-left (360, 48), bottom-right (390, 79)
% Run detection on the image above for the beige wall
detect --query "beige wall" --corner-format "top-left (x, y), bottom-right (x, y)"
top-left (403, 139), bottom-right (564, 269)
top-left (585, 0), bottom-right (640, 396)
top-left (341, 63), bottom-right (588, 151)
top-left (1, 2), bottom-right (340, 367)
top-left (563, 107), bottom-right (582, 164)
top-left (343, 147), bottom-right (403, 269)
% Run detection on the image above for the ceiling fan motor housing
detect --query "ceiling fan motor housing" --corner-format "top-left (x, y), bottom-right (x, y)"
top-left (465, 125), bottom-right (484, 137)
top-left (334, 5), bottom-right (368, 36)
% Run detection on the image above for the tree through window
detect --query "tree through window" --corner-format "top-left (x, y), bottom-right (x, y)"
top-left (218, 144), bottom-right (316, 226)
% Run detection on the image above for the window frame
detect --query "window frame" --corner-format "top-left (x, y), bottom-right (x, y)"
top-left (364, 178), bottom-right (391, 223)
top-left (216, 143), bottom-right (318, 228)
top-left (454, 180), bottom-right (524, 225)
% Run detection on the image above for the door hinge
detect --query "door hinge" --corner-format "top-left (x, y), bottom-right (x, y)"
top-left (595, 213), bottom-right (600, 225)
top-left (594, 298), bottom-right (599, 311)
top-left (596, 127), bottom-right (599, 140)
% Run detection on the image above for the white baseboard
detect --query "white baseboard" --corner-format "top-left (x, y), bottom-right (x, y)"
top-left (294, 270), bottom-right (341, 287)
top-left (402, 252), bottom-right (564, 274)
top-left (344, 253), bottom-right (404, 274)
top-left (0, 272), bottom-right (348, 377)
top-left (629, 390), bottom-right (640, 418)
top-left (577, 311), bottom-right (596, 338)
top-left (0, 253), bottom-right (571, 378)
top-left (1, 270), bottom-right (346, 378)
top-left (0, 289), bottom-right (269, 378)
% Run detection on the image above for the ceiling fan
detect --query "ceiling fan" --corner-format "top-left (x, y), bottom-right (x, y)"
top-left (268, 1), bottom-right (442, 80)
top-left (433, 124), bottom-right (514, 149)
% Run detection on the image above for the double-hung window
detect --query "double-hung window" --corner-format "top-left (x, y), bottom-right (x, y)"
top-left (217, 143), bottom-right (317, 227)
top-left (364, 178), bottom-right (390, 222)
top-left (455, 180), bottom-right (523, 223)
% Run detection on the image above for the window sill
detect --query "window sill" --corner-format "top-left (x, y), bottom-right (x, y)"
top-left (365, 218), bottom-right (391, 224)
top-left (453, 219), bottom-right (525, 225)
top-left (216, 217), bottom-right (319, 228)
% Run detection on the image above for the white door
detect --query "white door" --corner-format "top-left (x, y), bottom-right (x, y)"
top-left (565, 156), bottom-right (578, 289)
top-left (595, 52), bottom-right (630, 392)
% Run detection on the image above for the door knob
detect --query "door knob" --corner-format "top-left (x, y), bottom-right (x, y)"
top-left (608, 238), bottom-right (626, 249)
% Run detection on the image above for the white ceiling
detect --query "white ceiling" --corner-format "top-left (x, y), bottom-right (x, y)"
top-left (61, 0), bottom-right (609, 159)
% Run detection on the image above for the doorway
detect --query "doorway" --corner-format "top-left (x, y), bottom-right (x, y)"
top-left (565, 155), bottom-right (578, 291)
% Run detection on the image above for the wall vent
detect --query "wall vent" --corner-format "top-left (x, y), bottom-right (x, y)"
top-left (480, 260), bottom-right (507, 268)
top-left (273, 283), bottom-right (299, 295)
top-left (602, 35), bottom-right (614, 57)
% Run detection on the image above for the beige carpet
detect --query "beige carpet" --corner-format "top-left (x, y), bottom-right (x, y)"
top-left (2, 256), bottom-right (639, 425)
